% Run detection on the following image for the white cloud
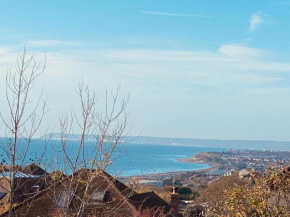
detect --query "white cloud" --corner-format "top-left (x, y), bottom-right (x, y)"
top-left (0, 42), bottom-right (288, 90)
top-left (141, 10), bottom-right (210, 18)
top-left (249, 12), bottom-right (263, 31)
top-left (230, 74), bottom-right (282, 85)
top-left (219, 44), bottom-right (264, 58)
top-left (0, 42), bottom-right (290, 140)
top-left (26, 40), bottom-right (98, 48)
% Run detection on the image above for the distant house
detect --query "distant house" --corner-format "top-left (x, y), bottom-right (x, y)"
top-left (205, 169), bottom-right (226, 178)
top-left (178, 200), bottom-right (194, 213)
top-left (239, 169), bottom-right (250, 179)
top-left (0, 168), bottom-right (171, 217)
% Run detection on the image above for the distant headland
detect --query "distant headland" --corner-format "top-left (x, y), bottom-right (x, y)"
top-left (47, 133), bottom-right (290, 151)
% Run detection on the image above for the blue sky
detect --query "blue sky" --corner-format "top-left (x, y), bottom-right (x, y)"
top-left (0, 1), bottom-right (290, 141)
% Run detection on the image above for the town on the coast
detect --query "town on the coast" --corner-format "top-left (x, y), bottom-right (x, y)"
top-left (1, 147), bottom-right (290, 216)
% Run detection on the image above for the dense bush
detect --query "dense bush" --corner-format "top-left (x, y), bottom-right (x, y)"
top-left (177, 187), bottom-right (200, 200)
top-left (208, 166), bottom-right (290, 216)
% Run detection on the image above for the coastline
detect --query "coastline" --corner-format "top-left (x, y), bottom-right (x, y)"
top-left (124, 154), bottom-right (216, 179)
top-left (177, 156), bottom-right (219, 169)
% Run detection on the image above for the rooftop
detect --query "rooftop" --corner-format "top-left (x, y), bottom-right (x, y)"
top-left (0, 171), bottom-right (41, 179)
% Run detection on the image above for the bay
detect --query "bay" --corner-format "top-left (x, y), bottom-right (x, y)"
top-left (3, 139), bottom-right (227, 177)
top-left (112, 143), bottom-right (226, 176)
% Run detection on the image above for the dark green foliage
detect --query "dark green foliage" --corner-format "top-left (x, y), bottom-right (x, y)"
top-left (177, 187), bottom-right (192, 195)
top-left (177, 187), bottom-right (200, 200)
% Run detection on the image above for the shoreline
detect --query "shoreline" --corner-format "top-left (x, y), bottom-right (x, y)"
top-left (177, 156), bottom-right (220, 169)
top-left (123, 154), bottom-right (217, 179)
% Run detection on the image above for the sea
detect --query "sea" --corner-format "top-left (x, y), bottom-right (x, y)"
top-left (1, 139), bottom-right (228, 177)
top-left (111, 143), bottom-right (226, 176)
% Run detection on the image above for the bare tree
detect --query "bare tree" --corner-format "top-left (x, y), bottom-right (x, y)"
top-left (57, 82), bottom-right (130, 173)
top-left (40, 82), bottom-right (132, 217)
top-left (74, 84), bottom-right (130, 217)
top-left (0, 50), bottom-right (167, 217)
top-left (0, 49), bottom-right (48, 217)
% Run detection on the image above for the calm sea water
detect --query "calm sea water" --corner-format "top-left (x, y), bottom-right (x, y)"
top-left (7, 140), bottom-right (227, 177)
top-left (112, 143), bottom-right (226, 176)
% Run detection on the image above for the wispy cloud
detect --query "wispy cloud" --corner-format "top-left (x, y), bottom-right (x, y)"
top-left (0, 42), bottom-right (289, 140)
top-left (26, 40), bottom-right (100, 48)
top-left (249, 12), bottom-right (263, 31)
top-left (141, 10), bottom-right (210, 18)
top-left (219, 44), bottom-right (264, 59)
